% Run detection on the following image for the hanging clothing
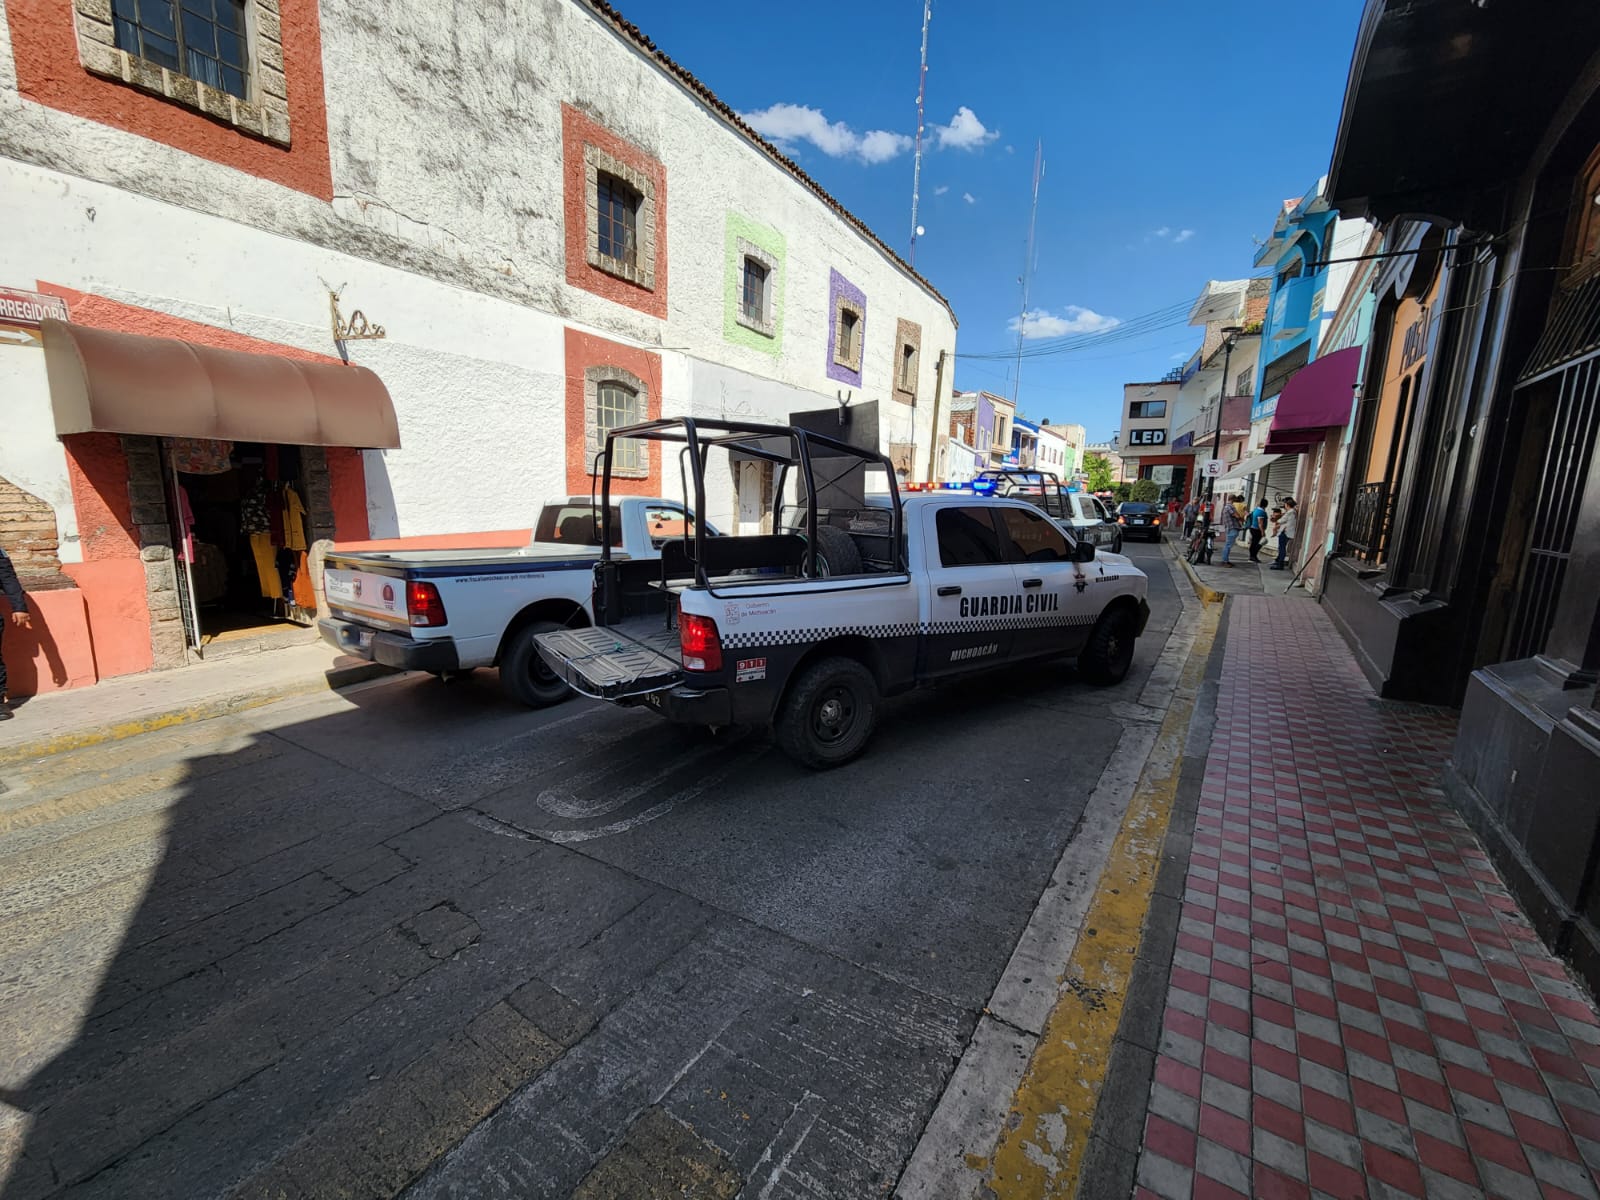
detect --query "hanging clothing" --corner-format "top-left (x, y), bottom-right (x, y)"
top-left (276, 548), bottom-right (299, 599)
top-left (268, 492), bottom-right (285, 547)
top-left (283, 486), bottom-right (308, 552)
top-left (170, 438), bottom-right (234, 474)
top-left (249, 532), bottom-right (282, 599)
top-left (292, 551), bottom-right (315, 609)
top-left (241, 482), bottom-right (271, 534)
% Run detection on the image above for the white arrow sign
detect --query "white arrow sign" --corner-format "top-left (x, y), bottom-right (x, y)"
top-left (0, 328), bottom-right (38, 346)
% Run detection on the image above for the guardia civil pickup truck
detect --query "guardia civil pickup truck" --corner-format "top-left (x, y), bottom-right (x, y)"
top-left (319, 496), bottom-right (714, 707)
top-left (534, 418), bottom-right (1151, 769)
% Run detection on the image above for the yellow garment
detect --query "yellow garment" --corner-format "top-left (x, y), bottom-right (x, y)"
top-left (250, 532), bottom-right (282, 599)
top-left (284, 486), bottom-right (308, 552)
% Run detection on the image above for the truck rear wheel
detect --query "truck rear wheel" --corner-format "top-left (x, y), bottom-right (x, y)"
top-left (500, 621), bottom-right (575, 708)
top-left (775, 656), bottom-right (879, 769)
top-left (1079, 607), bottom-right (1137, 685)
top-left (809, 525), bottom-right (862, 577)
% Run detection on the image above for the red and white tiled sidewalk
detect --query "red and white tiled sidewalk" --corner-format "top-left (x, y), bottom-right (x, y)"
top-left (1133, 596), bottom-right (1600, 1200)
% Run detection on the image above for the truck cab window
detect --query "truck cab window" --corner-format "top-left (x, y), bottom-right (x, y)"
top-left (936, 506), bottom-right (1004, 566)
top-left (996, 506), bottom-right (1071, 563)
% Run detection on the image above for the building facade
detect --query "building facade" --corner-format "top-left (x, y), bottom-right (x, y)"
top-left (0, 0), bottom-right (957, 694)
top-left (1323, 0), bottom-right (1600, 985)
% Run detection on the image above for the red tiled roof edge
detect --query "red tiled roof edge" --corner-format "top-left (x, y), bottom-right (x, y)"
top-left (576, 0), bottom-right (958, 327)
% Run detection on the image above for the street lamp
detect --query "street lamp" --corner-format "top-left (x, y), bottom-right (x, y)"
top-left (1199, 326), bottom-right (1244, 557)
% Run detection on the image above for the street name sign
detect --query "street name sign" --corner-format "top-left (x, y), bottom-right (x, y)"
top-left (0, 286), bottom-right (69, 349)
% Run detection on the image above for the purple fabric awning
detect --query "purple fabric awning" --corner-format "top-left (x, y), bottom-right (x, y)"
top-left (1264, 346), bottom-right (1362, 454)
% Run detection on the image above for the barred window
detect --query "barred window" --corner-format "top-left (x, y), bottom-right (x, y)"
top-left (596, 173), bottom-right (640, 268)
top-left (112, 0), bottom-right (248, 99)
top-left (596, 381), bottom-right (644, 473)
top-left (741, 257), bottom-right (769, 324)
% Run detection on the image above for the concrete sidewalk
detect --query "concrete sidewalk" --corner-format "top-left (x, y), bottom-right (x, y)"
top-left (0, 641), bottom-right (394, 764)
top-left (1112, 595), bottom-right (1600, 1199)
top-left (1166, 530), bottom-right (1316, 604)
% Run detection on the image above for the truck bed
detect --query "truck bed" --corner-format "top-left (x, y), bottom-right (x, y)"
top-left (536, 617), bottom-right (683, 699)
top-left (326, 543), bottom-right (620, 572)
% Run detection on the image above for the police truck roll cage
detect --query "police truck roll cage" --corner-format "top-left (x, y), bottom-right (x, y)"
top-left (595, 416), bottom-right (906, 588)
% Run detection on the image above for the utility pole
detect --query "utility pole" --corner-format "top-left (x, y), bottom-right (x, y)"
top-left (1200, 325), bottom-right (1243, 557)
top-left (926, 348), bottom-right (948, 482)
top-left (908, 0), bottom-right (932, 267)
top-left (1011, 140), bottom-right (1044, 407)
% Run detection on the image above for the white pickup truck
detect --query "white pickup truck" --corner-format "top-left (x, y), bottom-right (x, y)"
top-left (535, 418), bottom-right (1152, 769)
top-left (319, 497), bottom-right (712, 706)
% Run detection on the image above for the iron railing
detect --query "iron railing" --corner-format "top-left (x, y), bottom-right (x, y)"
top-left (1344, 480), bottom-right (1393, 563)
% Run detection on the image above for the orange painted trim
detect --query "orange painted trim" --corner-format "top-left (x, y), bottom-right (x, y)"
top-left (0, 585), bottom-right (99, 695)
top-left (6, 0), bottom-right (333, 200)
top-left (562, 104), bottom-right (668, 320)
top-left (335, 530), bottom-right (532, 553)
top-left (325, 447), bottom-right (368, 541)
top-left (564, 327), bottom-right (662, 497)
top-left (40, 284), bottom-right (343, 362)
top-left (62, 433), bottom-right (140, 563)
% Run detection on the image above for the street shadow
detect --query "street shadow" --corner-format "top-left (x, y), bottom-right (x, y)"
top-left (2, 601), bottom-right (70, 698)
top-left (0, 594), bottom-right (1176, 1197)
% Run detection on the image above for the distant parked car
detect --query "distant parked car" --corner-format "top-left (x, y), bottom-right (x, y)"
top-left (1116, 501), bottom-right (1163, 542)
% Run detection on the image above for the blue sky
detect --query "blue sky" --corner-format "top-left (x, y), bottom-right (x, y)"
top-left (618, 0), bottom-right (1364, 442)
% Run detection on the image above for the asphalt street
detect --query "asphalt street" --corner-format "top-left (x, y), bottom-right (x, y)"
top-left (0, 539), bottom-right (1183, 1199)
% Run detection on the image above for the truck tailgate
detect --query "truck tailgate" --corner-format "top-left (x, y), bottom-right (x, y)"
top-left (535, 622), bottom-right (684, 699)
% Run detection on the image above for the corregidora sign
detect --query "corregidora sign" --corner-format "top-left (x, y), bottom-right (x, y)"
top-left (0, 287), bottom-right (69, 328)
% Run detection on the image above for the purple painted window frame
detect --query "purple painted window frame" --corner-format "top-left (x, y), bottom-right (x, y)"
top-left (826, 268), bottom-right (866, 387)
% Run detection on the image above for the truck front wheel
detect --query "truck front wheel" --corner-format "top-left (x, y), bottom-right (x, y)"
top-left (775, 656), bottom-right (879, 769)
top-left (500, 621), bottom-right (575, 708)
top-left (1079, 607), bottom-right (1137, 685)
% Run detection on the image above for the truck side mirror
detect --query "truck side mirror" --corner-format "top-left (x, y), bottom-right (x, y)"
top-left (1073, 541), bottom-right (1096, 563)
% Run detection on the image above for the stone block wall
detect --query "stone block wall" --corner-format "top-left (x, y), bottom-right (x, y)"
top-left (121, 435), bottom-right (186, 669)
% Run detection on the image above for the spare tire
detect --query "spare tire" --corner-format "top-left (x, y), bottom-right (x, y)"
top-left (808, 525), bottom-right (863, 577)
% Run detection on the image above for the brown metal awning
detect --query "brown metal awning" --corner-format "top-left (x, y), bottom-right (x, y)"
top-left (41, 319), bottom-right (400, 448)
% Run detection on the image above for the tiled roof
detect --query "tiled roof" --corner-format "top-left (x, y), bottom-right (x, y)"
top-left (578, 0), bottom-right (957, 325)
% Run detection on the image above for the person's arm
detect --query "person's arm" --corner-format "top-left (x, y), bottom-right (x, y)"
top-left (0, 552), bottom-right (29, 621)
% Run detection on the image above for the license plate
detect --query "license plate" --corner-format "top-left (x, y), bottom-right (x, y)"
top-left (357, 629), bottom-right (374, 650)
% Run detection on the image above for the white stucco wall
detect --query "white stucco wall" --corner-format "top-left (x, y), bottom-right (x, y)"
top-left (0, 0), bottom-right (957, 543)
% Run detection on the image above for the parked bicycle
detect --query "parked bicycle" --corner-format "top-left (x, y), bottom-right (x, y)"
top-left (1186, 521), bottom-right (1215, 565)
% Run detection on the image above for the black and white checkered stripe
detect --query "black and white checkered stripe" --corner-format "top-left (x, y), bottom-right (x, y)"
top-left (720, 613), bottom-right (1097, 649)
top-left (722, 622), bottom-right (919, 650)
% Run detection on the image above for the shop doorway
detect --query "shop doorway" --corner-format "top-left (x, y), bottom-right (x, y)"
top-left (162, 439), bottom-right (318, 654)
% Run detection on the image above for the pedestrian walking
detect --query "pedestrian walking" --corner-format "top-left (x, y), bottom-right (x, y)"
top-left (1270, 497), bottom-right (1299, 571)
top-left (1247, 496), bottom-right (1268, 562)
top-left (1219, 493), bottom-right (1244, 567)
top-left (0, 547), bottom-right (32, 720)
top-left (1182, 498), bottom-right (1199, 539)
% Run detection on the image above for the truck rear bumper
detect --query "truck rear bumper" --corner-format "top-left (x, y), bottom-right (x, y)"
top-left (320, 618), bottom-right (459, 673)
top-left (644, 683), bottom-right (735, 727)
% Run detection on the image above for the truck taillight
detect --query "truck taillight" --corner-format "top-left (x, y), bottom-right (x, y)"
top-left (407, 581), bottom-right (448, 627)
top-left (679, 613), bottom-right (722, 672)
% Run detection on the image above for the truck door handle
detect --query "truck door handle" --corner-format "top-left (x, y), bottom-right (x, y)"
top-left (937, 585), bottom-right (961, 597)
top-left (1022, 578), bottom-right (1043, 588)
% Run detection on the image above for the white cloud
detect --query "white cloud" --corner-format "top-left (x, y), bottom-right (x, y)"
top-left (933, 106), bottom-right (998, 151)
top-left (1174, 229), bottom-right (1195, 243)
top-left (934, 185), bottom-right (950, 196)
top-left (1008, 306), bottom-right (1121, 339)
top-left (1149, 226), bottom-right (1196, 244)
top-left (739, 103), bottom-right (911, 164)
top-left (962, 192), bottom-right (977, 205)
top-left (1151, 226), bottom-right (1172, 239)
top-left (1005, 144), bottom-right (1015, 154)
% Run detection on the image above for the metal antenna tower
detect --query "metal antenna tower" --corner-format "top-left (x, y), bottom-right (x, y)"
top-left (1012, 140), bottom-right (1044, 406)
top-left (909, 0), bottom-right (932, 266)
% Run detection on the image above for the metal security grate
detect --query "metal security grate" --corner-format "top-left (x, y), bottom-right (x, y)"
top-left (1344, 481), bottom-right (1393, 563)
top-left (1506, 355), bottom-right (1600, 659)
top-left (1521, 273), bottom-right (1600, 383)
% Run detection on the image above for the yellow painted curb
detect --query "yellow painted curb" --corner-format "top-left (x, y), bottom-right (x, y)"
top-left (0, 664), bottom-right (393, 767)
top-left (1176, 554), bottom-right (1225, 606)
top-left (982, 600), bottom-right (1222, 1199)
